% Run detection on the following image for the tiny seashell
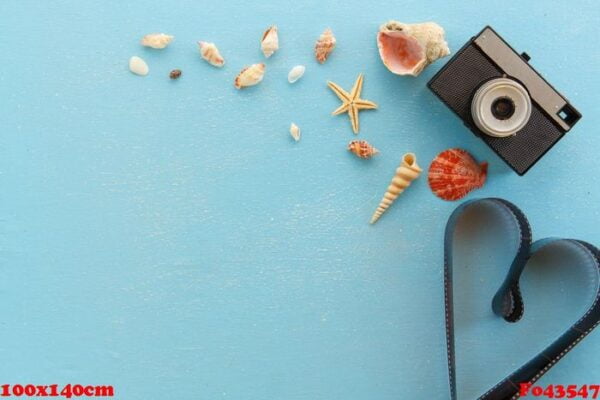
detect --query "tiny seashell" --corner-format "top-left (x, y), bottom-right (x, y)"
top-left (234, 63), bottom-right (266, 89)
top-left (315, 28), bottom-right (336, 64)
top-left (169, 69), bottom-right (182, 79)
top-left (348, 140), bottom-right (379, 159)
top-left (261, 25), bottom-right (279, 58)
top-left (371, 153), bottom-right (421, 224)
top-left (428, 148), bottom-right (488, 201)
top-left (290, 123), bottom-right (301, 142)
top-left (140, 33), bottom-right (174, 49)
top-left (198, 41), bottom-right (225, 67)
top-left (287, 65), bottom-right (306, 83)
top-left (129, 56), bottom-right (149, 76)
top-left (377, 21), bottom-right (450, 76)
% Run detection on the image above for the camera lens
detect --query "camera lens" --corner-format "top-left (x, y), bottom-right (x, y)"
top-left (491, 96), bottom-right (515, 120)
top-left (471, 78), bottom-right (531, 138)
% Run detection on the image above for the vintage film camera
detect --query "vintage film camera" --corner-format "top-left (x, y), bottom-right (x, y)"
top-left (428, 26), bottom-right (581, 175)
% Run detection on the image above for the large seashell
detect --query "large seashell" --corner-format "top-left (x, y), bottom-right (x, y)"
top-left (287, 65), bottom-right (306, 83)
top-left (377, 21), bottom-right (449, 76)
top-left (140, 33), bottom-right (174, 49)
top-left (129, 56), bottom-right (149, 76)
top-left (348, 140), bottom-right (379, 159)
top-left (315, 28), bottom-right (336, 64)
top-left (428, 148), bottom-right (488, 201)
top-left (234, 63), bottom-right (266, 89)
top-left (371, 153), bottom-right (421, 224)
top-left (198, 41), bottom-right (225, 67)
top-left (290, 123), bottom-right (301, 142)
top-left (261, 25), bottom-right (279, 58)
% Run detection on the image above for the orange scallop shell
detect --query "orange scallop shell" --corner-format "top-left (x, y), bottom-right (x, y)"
top-left (348, 140), bottom-right (379, 159)
top-left (428, 148), bottom-right (488, 201)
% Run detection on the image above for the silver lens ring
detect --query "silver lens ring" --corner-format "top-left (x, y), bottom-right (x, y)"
top-left (471, 78), bottom-right (532, 138)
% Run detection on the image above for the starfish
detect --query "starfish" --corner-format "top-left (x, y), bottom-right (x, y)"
top-left (327, 73), bottom-right (378, 134)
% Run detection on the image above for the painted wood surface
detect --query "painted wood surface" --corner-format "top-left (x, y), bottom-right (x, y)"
top-left (0, 1), bottom-right (598, 398)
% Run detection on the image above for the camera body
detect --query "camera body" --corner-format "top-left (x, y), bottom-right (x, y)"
top-left (428, 26), bottom-right (581, 175)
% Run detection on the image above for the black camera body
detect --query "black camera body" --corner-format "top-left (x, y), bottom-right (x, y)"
top-left (428, 26), bottom-right (581, 175)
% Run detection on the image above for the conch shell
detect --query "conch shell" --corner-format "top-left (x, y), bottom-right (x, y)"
top-left (377, 21), bottom-right (449, 76)
top-left (234, 63), bottom-right (266, 89)
top-left (261, 26), bottom-right (279, 58)
top-left (428, 148), bottom-right (488, 201)
top-left (370, 153), bottom-right (422, 224)
top-left (140, 33), bottom-right (174, 49)
top-left (315, 28), bottom-right (336, 64)
top-left (198, 41), bottom-right (225, 67)
top-left (348, 140), bottom-right (379, 159)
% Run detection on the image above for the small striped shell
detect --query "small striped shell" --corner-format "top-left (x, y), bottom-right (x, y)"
top-left (234, 63), bottom-right (266, 89)
top-left (140, 33), bottom-right (173, 49)
top-left (315, 28), bottom-right (336, 63)
top-left (198, 41), bottom-right (225, 67)
top-left (428, 148), bottom-right (488, 201)
top-left (348, 140), bottom-right (379, 159)
top-left (261, 25), bottom-right (279, 58)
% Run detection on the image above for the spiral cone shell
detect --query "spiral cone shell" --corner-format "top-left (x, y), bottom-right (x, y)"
top-left (370, 153), bottom-right (422, 224)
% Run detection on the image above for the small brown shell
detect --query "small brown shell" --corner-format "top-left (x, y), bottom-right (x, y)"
top-left (348, 140), bottom-right (379, 159)
top-left (315, 28), bottom-right (336, 64)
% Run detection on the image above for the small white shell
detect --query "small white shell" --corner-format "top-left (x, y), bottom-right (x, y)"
top-left (140, 33), bottom-right (174, 49)
top-left (261, 26), bottom-right (279, 58)
top-left (290, 123), bottom-right (301, 141)
top-left (287, 65), bottom-right (306, 83)
top-left (198, 41), bottom-right (225, 67)
top-left (234, 63), bottom-right (266, 89)
top-left (129, 56), bottom-right (149, 76)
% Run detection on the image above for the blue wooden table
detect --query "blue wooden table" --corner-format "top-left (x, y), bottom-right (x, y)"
top-left (1, 1), bottom-right (598, 398)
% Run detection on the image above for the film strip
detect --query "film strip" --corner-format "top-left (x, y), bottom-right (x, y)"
top-left (443, 198), bottom-right (600, 399)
